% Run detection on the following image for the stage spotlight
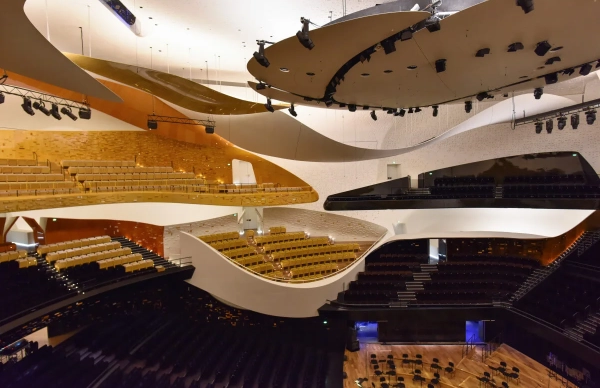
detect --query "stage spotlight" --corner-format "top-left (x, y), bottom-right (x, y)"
top-left (571, 114), bottom-right (580, 129)
top-left (348, 104), bottom-right (356, 112)
top-left (580, 63), bottom-right (593, 76)
top-left (545, 119), bottom-right (553, 134)
top-left (426, 20), bottom-right (441, 33)
top-left (535, 41), bottom-right (551, 56)
top-left (507, 42), bottom-right (524, 52)
top-left (517, 0), bottom-right (534, 13)
top-left (288, 103), bottom-right (297, 117)
top-left (264, 98), bottom-right (275, 113)
top-left (21, 97), bottom-right (35, 116)
top-left (362, 106), bottom-right (370, 110)
top-left (50, 104), bottom-right (62, 120)
top-left (205, 125), bottom-right (215, 134)
top-left (475, 48), bottom-right (490, 58)
top-left (256, 82), bottom-right (266, 90)
top-left (586, 110), bottom-right (596, 125)
top-left (432, 105), bottom-right (439, 117)
top-left (147, 120), bottom-right (158, 130)
top-left (476, 92), bottom-right (489, 102)
top-left (60, 107), bottom-right (78, 121)
top-left (387, 109), bottom-right (395, 114)
top-left (563, 68), bottom-right (575, 76)
top-left (381, 38), bottom-right (396, 55)
top-left (465, 101), bottom-right (473, 113)
top-left (545, 56), bottom-right (561, 65)
top-left (557, 116), bottom-right (567, 130)
top-left (33, 101), bottom-right (51, 116)
top-left (253, 41), bottom-right (270, 68)
top-left (79, 108), bottom-right (92, 120)
top-left (435, 59), bottom-right (446, 73)
top-left (415, 107), bottom-right (422, 113)
top-left (296, 17), bottom-right (315, 50)
top-left (535, 121), bottom-right (543, 134)
top-left (399, 29), bottom-right (413, 41)
top-left (544, 73), bottom-right (558, 85)
top-left (597, 60), bottom-right (600, 69)
top-left (324, 99), bottom-right (333, 107)
top-left (399, 109), bottom-right (406, 117)
top-left (0, 92), bottom-right (4, 104)
top-left (533, 87), bottom-right (543, 100)
top-left (339, 103), bottom-right (346, 108)
top-left (370, 110), bottom-right (377, 121)
top-left (408, 108), bottom-right (414, 114)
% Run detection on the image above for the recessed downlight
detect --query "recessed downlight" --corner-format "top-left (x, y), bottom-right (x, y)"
top-left (280, 67), bottom-right (290, 73)
top-left (550, 46), bottom-right (564, 52)
top-left (537, 66), bottom-right (545, 70)
top-left (384, 70), bottom-right (393, 73)
top-left (407, 65), bottom-right (418, 70)
top-left (519, 76), bottom-right (528, 79)
top-left (361, 73), bottom-right (370, 77)
top-left (306, 72), bottom-right (315, 76)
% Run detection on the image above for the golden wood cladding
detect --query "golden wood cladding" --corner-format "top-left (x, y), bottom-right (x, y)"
top-left (65, 54), bottom-right (284, 115)
top-left (0, 190), bottom-right (318, 213)
top-left (0, 130), bottom-right (307, 187)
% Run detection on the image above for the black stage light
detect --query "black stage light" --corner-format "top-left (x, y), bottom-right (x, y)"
top-left (517, 0), bottom-right (534, 13)
top-left (288, 103), bottom-right (297, 117)
top-left (535, 41), bottom-right (551, 56)
top-left (381, 38), bottom-right (396, 55)
top-left (545, 119), bottom-right (553, 134)
top-left (256, 82), bottom-right (266, 90)
top-left (476, 92), bottom-right (489, 102)
top-left (362, 106), bottom-right (370, 110)
top-left (324, 99), bottom-right (333, 107)
top-left (571, 113), bottom-right (580, 129)
top-left (545, 56), bottom-right (560, 65)
top-left (0, 92), bottom-right (4, 104)
top-left (370, 110), bottom-right (377, 121)
top-left (507, 42), bottom-right (524, 52)
top-left (535, 121), bottom-right (543, 134)
top-left (205, 125), bottom-right (215, 134)
top-left (415, 107), bottom-right (422, 113)
top-left (399, 109), bottom-right (406, 117)
top-left (387, 109), bottom-right (395, 114)
top-left (359, 53), bottom-right (371, 63)
top-left (432, 105), bottom-right (439, 117)
top-left (435, 59), bottom-right (446, 73)
top-left (475, 48), bottom-right (490, 57)
top-left (393, 110), bottom-right (401, 116)
top-left (265, 98), bottom-right (275, 113)
top-left (597, 60), bottom-right (600, 69)
top-left (533, 87), bottom-right (543, 100)
top-left (408, 108), bottom-right (414, 114)
top-left (399, 29), bottom-right (413, 41)
top-left (586, 110), bottom-right (596, 125)
top-left (296, 17), bottom-right (315, 50)
top-left (544, 72), bottom-right (558, 85)
top-left (348, 104), bottom-right (356, 112)
top-left (60, 107), bottom-right (78, 121)
top-left (79, 108), bottom-right (92, 120)
top-left (338, 103), bottom-right (346, 108)
top-left (557, 116), bottom-right (567, 130)
top-left (50, 104), bottom-right (62, 120)
top-left (253, 41), bottom-right (270, 68)
top-left (563, 68), bottom-right (575, 76)
top-left (465, 101), bottom-right (472, 113)
top-left (426, 20), bottom-right (441, 32)
top-left (33, 101), bottom-right (51, 116)
top-left (580, 63), bottom-right (593, 76)
top-left (147, 120), bottom-right (158, 130)
top-left (21, 97), bottom-right (35, 116)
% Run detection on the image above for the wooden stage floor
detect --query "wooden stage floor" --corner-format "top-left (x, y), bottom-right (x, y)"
top-left (344, 343), bottom-right (576, 388)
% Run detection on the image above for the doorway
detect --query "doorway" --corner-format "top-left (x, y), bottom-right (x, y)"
top-left (355, 321), bottom-right (378, 343)
top-left (466, 321), bottom-right (485, 343)
top-left (386, 164), bottom-right (400, 180)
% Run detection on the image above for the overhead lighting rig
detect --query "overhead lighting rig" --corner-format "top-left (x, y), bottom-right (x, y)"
top-left (297, 17), bottom-right (316, 50)
top-left (288, 103), bottom-right (297, 117)
top-left (265, 98), bottom-right (275, 113)
top-left (253, 40), bottom-right (274, 68)
top-left (146, 114), bottom-right (216, 133)
top-left (514, 96), bottom-right (600, 130)
top-left (533, 87), bottom-right (543, 100)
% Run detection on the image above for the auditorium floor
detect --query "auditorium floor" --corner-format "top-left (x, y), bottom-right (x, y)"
top-left (344, 343), bottom-right (575, 388)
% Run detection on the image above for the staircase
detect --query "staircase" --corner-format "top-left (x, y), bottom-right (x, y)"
top-left (494, 186), bottom-right (503, 199)
top-left (407, 188), bottom-right (431, 197)
top-left (565, 312), bottom-right (600, 342)
top-left (112, 237), bottom-right (176, 269)
top-left (509, 233), bottom-right (589, 302)
top-left (32, 252), bottom-right (80, 292)
top-left (396, 291), bottom-right (417, 307)
top-left (419, 263), bottom-right (438, 276)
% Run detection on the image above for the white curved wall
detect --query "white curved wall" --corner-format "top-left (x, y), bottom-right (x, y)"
top-left (181, 232), bottom-right (367, 317)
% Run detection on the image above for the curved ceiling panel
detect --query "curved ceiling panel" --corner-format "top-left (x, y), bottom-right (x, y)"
top-left (216, 94), bottom-right (575, 162)
top-left (246, 11), bottom-right (429, 100)
top-left (66, 54), bottom-right (283, 115)
top-left (0, 0), bottom-right (121, 102)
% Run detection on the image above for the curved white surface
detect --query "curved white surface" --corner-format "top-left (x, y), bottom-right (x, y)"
top-left (214, 94), bottom-right (575, 162)
top-left (181, 232), bottom-right (367, 317)
top-left (1, 1), bottom-right (121, 102)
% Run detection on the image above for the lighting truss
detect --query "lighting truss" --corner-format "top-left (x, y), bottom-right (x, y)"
top-left (514, 97), bottom-right (600, 127)
top-left (147, 114), bottom-right (216, 127)
top-left (0, 84), bottom-right (89, 110)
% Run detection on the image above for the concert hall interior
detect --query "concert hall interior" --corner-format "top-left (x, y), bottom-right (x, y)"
top-left (2, 0), bottom-right (600, 387)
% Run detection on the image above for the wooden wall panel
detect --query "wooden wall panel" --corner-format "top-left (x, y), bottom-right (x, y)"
top-left (22, 217), bottom-right (45, 245)
top-left (4, 72), bottom-right (309, 188)
top-left (45, 218), bottom-right (164, 256)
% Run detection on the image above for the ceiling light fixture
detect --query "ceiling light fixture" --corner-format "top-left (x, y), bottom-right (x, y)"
top-left (475, 48), bottom-right (490, 57)
top-left (545, 119), bottom-right (553, 134)
top-left (408, 108), bottom-right (414, 114)
top-left (147, 120), bottom-right (158, 130)
top-left (33, 101), bottom-right (51, 116)
top-left (544, 72), bottom-right (558, 85)
top-left (533, 87), bottom-right (543, 100)
top-left (381, 38), bottom-right (396, 55)
top-left (370, 110), bottom-right (377, 121)
top-left (79, 108), bottom-right (92, 120)
top-left (265, 98), bottom-right (275, 113)
top-left (253, 40), bottom-right (271, 68)
top-left (507, 42), bottom-right (524, 52)
top-left (435, 59), bottom-right (446, 73)
top-left (398, 109), bottom-right (406, 117)
top-left (535, 121), bottom-right (543, 134)
top-left (348, 104), bottom-right (356, 112)
top-left (0, 92), bottom-right (4, 104)
top-left (516, 0), bottom-right (534, 14)
top-left (288, 103), bottom-right (297, 117)
top-left (571, 114), bottom-right (579, 129)
top-left (255, 82), bottom-right (266, 90)
top-left (297, 17), bottom-right (315, 50)
top-left (535, 41), bottom-right (552, 56)
top-left (61, 107), bottom-right (78, 121)
top-left (557, 116), bottom-right (566, 130)
top-left (50, 104), bottom-right (62, 120)
top-left (465, 101), bottom-right (473, 113)
top-left (415, 107), bottom-right (422, 113)
top-left (580, 63), bottom-right (593, 76)
top-left (21, 97), bottom-right (34, 116)
top-left (432, 105), bottom-right (439, 117)
top-left (586, 110), bottom-right (596, 125)
top-left (545, 56), bottom-right (561, 65)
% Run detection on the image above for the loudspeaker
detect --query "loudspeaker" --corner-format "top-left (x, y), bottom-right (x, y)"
top-left (346, 340), bottom-right (360, 352)
top-left (205, 126), bottom-right (215, 134)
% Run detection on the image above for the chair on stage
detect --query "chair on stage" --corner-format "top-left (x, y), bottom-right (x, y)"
top-left (414, 354), bottom-right (423, 370)
top-left (430, 357), bottom-right (442, 372)
top-left (413, 369), bottom-right (426, 386)
top-left (444, 361), bottom-right (455, 377)
top-left (502, 382), bottom-right (510, 388)
top-left (380, 376), bottom-right (390, 388)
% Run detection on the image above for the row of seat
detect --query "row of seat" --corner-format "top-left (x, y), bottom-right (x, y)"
top-left (17, 257), bottom-right (38, 269)
top-left (254, 232), bottom-right (306, 246)
top-left (0, 158), bottom-right (37, 166)
top-left (122, 259), bottom-right (154, 273)
top-left (0, 174), bottom-right (64, 182)
top-left (0, 188), bottom-right (77, 197)
top-left (55, 248), bottom-right (133, 270)
top-left (96, 253), bottom-right (143, 269)
top-left (262, 237), bottom-right (330, 253)
top-left (433, 176), bottom-right (495, 186)
top-left (234, 254), bottom-right (264, 267)
top-left (68, 166), bottom-right (174, 174)
top-left (210, 238), bottom-right (248, 251)
top-left (0, 250), bottom-right (27, 263)
top-left (0, 181), bottom-right (76, 190)
top-left (199, 232), bottom-right (240, 244)
top-left (38, 236), bottom-right (112, 255)
top-left (0, 166), bottom-right (51, 174)
top-left (281, 252), bottom-right (355, 269)
top-left (61, 160), bottom-right (136, 168)
top-left (504, 174), bottom-right (585, 184)
top-left (76, 172), bottom-right (195, 182)
top-left (46, 241), bottom-right (121, 263)
top-left (269, 226), bottom-right (286, 234)
top-left (272, 243), bottom-right (359, 260)
top-left (291, 263), bottom-right (339, 279)
top-left (247, 262), bottom-right (278, 275)
top-left (84, 178), bottom-right (206, 188)
top-left (221, 246), bottom-right (257, 259)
